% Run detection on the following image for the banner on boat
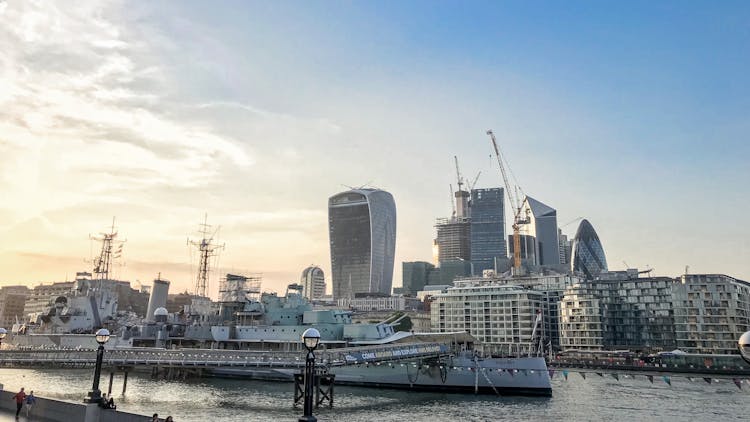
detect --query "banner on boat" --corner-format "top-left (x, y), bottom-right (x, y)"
top-left (343, 344), bottom-right (448, 363)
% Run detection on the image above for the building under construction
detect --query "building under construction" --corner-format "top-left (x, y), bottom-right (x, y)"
top-left (434, 217), bottom-right (471, 264)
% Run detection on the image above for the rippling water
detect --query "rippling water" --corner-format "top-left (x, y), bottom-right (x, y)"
top-left (0, 368), bottom-right (748, 421)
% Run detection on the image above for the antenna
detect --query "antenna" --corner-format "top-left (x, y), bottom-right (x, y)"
top-left (89, 217), bottom-right (126, 281)
top-left (187, 214), bottom-right (225, 298)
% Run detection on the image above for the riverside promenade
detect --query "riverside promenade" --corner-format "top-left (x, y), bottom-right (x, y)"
top-left (0, 390), bottom-right (159, 422)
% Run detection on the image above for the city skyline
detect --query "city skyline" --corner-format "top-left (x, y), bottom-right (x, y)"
top-left (1, 1), bottom-right (749, 296)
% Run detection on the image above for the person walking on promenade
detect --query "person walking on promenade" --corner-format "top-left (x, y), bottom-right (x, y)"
top-left (151, 413), bottom-right (159, 422)
top-left (25, 390), bottom-right (36, 417)
top-left (12, 388), bottom-right (26, 419)
top-left (165, 417), bottom-right (174, 422)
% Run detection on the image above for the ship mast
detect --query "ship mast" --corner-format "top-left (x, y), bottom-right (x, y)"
top-left (188, 214), bottom-right (224, 298)
top-left (90, 217), bottom-right (125, 281)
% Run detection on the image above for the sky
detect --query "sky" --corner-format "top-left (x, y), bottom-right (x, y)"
top-left (1, 1), bottom-right (748, 297)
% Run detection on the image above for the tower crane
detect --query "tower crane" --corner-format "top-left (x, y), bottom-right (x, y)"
top-left (469, 171), bottom-right (482, 191)
top-left (449, 184), bottom-right (456, 218)
top-left (486, 129), bottom-right (527, 274)
top-left (454, 156), bottom-right (465, 191)
top-left (560, 217), bottom-right (583, 230)
top-left (453, 156), bottom-right (471, 218)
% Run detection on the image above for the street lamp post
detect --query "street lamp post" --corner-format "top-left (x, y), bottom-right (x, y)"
top-left (739, 331), bottom-right (750, 365)
top-left (299, 328), bottom-right (320, 422)
top-left (85, 328), bottom-right (111, 403)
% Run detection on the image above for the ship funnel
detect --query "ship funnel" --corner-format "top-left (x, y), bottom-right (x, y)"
top-left (146, 276), bottom-right (170, 322)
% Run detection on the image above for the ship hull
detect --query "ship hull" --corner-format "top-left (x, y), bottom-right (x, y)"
top-left (209, 356), bottom-right (552, 397)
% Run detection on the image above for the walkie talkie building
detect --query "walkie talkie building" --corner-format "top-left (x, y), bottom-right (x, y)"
top-left (328, 188), bottom-right (396, 299)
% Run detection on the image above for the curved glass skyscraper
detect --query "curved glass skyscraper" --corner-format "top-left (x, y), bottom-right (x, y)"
top-left (328, 189), bottom-right (396, 299)
top-left (571, 219), bottom-right (608, 279)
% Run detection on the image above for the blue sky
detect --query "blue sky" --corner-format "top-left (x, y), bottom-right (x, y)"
top-left (0, 1), bottom-right (748, 294)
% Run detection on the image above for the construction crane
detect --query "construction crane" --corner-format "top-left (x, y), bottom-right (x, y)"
top-left (469, 171), bottom-right (482, 190)
top-left (449, 184), bottom-right (456, 218)
top-left (453, 156), bottom-right (470, 218)
top-left (486, 129), bottom-right (527, 273)
top-left (454, 156), bottom-right (465, 191)
top-left (560, 216), bottom-right (583, 230)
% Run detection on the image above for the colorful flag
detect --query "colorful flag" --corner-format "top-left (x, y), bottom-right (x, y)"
top-left (662, 376), bottom-right (671, 386)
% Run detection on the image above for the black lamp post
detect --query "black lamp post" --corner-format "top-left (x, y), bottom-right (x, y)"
top-left (299, 328), bottom-right (320, 422)
top-left (739, 331), bottom-right (750, 365)
top-left (85, 328), bottom-right (111, 403)
top-left (0, 327), bottom-right (7, 348)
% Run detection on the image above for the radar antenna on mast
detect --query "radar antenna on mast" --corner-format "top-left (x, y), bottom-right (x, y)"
top-left (188, 214), bottom-right (225, 298)
top-left (90, 217), bottom-right (126, 281)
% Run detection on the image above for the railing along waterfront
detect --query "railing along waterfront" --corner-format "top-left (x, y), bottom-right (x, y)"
top-left (0, 343), bottom-right (450, 370)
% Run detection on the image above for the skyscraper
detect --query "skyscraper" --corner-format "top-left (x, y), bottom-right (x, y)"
top-left (571, 219), bottom-right (608, 279)
top-left (300, 265), bottom-right (326, 300)
top-left (518, 196), bottom-right (560, 266)
top-left (402, 261), bottom-right (435, 296)
top-left (558, 229), bottom-right (572, 265)
top-left (329, 188), bottom-right (396, 299)
top-left (434, 218), bottom-right (471, 264)
top-left (469, 188), bottom-right (506, 274)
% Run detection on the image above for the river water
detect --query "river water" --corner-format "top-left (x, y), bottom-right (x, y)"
top-left (0, 368), bottom-right (748, 421)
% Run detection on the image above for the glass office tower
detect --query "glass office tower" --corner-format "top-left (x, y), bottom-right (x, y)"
top-left (571, 219), bottom-right (608, 279)
top-left (328, 189), bottom-right (396, 299)
top-left (470, 188), bottom-right (506, 274)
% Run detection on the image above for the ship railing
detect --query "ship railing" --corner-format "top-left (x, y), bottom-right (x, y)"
top-left (0, 343), bottom-right (450, 368)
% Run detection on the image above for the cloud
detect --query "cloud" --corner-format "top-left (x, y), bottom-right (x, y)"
top-left (0, 0), bottom-right (254, 215)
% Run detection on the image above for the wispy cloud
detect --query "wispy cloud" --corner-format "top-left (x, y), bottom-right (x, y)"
top-left (0, 0), bottom-right (253, 219)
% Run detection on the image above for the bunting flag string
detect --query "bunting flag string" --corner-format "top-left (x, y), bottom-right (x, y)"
top-left (662, 376), bottom-right (672, 386)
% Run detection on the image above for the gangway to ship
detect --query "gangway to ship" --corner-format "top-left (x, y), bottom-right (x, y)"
top-left (0, 342), bottom-right (451, 370)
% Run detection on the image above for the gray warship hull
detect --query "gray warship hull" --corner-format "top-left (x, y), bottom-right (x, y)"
top-left (208, 355), bottom-right (552, 396)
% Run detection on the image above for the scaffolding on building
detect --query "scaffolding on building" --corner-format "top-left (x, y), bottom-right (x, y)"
top-left (434, 217), bottom-right (471, 264)
top-left (219, 273), bottom-right (262, 303)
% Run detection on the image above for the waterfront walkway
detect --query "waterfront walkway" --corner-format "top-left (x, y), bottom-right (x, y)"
top-left (0, 411), bottom-right (35, 422)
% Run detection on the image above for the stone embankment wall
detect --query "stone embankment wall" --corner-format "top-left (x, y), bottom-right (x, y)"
top-left (0, 390), bottom-right (159, 422)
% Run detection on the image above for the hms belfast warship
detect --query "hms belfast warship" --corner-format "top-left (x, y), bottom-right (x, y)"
top-left (151, 274), bottom-right (552, 396)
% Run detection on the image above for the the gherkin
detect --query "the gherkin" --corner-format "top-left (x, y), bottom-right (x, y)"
top-left (571, 219), bottom-right (608, 279)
